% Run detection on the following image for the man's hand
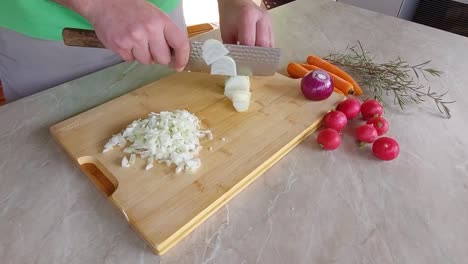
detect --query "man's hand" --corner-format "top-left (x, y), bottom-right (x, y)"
top-left (55, 0), bottom-right (190, 69)
top-left (217, 0), bottom-right (274, 48)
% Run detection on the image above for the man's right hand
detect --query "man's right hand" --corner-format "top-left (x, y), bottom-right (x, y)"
top-left (79, 0), bottom-right (190, 70)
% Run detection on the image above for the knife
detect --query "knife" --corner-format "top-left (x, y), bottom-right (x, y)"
top-left (62, 28), bottom-right (281, 76)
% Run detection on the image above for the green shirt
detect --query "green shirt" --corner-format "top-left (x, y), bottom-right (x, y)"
top-left (0, 0), bottom-right (180, 41)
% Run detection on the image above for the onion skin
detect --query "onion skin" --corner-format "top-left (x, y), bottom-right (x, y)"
top-left (301, 70), bottom-right (334, 101)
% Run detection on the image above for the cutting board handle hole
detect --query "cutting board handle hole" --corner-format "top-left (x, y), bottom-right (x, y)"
top-left (79, 157), bottom-right (118, 197)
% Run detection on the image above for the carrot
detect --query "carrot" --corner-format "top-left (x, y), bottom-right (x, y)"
top-left (333, 87), bottom-right (345, 95)
top-left (300, 64), bottom-right (354, 95)
top-left (307, 55), bottom-right (363, 95)
top-left (287, 63), bottom-right (309, 78)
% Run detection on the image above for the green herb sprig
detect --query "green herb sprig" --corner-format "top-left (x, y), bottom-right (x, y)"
top-left (324, 41), bottom-right (454, 118)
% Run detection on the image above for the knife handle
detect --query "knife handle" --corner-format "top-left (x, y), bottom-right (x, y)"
top-left (62, 28), bottom-right (106, 48)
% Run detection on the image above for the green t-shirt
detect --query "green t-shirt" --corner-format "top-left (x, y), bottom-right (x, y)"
top-left (0, 0), bottom-right (180, 41)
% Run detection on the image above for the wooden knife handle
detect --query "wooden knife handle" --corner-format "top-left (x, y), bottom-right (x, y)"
top-left (62, 28), bottom-right (105, 48)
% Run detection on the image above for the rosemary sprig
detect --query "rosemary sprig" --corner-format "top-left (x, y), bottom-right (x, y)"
top-left (323, 41), bottom-right (454, 118)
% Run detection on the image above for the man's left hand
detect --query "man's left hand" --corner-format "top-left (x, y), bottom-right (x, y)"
top-left (218, 0), bottom-right (274, 48)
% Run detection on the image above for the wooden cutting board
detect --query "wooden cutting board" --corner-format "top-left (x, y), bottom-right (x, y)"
top-left (50, 71), bottom-right (344, 255)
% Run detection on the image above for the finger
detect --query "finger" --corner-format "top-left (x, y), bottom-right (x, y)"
top-left (255, 17), bottom-right (271, 47)
top-left (164, 22), bottom-right (190, 70)
top-left (238, 14), bottom-right (256, 46)
top-left (117, 48), bottom-right (135, 62)
top-left (131, 42), bottom-right (152, 65)
top-left (221, 28), bottom-right (238, 44)
top-left (96, 31), bottom-right (135, 61)
top-left (148, 31), bottom-right (171, 65)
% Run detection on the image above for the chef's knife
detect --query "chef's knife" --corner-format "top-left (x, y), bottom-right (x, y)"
top-left (62, 28), bottom-right (281, 76)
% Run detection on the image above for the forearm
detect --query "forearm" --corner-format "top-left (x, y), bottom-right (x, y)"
top-left (218, 0), bottom-right (247, 7)
top-left (218, 0), bottom-right (263, 4)
top-left (217, 0), bottom-right (265, 10)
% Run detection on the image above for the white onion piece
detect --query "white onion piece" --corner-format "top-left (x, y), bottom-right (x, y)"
top-left (224, 76), bottom-right (250, 99)
top-left (145, 156), bottom-right (154, 171)
top-left (121, 156), bottom-right (130, 168)
top-left (104, 110), bottom-right (212, 173)
top-left (129, 154), bottom-right (136, 165)
top-left (231, 90), bottom-right (251, 102)
top-left (202, 39), bottom-right (229, 65)
top-left (211, 56), bottom-right (237, 76)
top-left (233, 101), bottom-right (250, 112)
top-left (231, 91), bottom-right (251, 112)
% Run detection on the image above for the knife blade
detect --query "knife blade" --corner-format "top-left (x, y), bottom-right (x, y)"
top-left (186, 41), bottom-right (281, 76)
top-left (62, 28), bottom-right (281, 76)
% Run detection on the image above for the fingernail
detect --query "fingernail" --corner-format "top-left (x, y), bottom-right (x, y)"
top-left (175, 67), bottom-right (185, 72)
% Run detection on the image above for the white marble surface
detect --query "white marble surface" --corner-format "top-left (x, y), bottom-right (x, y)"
top-left (1, 0), bottom-right (468, 263)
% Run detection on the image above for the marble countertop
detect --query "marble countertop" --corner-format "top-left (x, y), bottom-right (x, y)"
top-left (2, 0), bottom-right (468, 263)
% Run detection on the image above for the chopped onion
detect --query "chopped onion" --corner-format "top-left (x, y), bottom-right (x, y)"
top-left (129, 154), bottom-right (136, 165)
top-left (121, 156), bottom-right (130, 168)
top-left (202, 39), bottom-right (229, 65)
top-left (104, 110), bottom-right (212, 173)
top-left (211, 56), bottom-right (237, 76)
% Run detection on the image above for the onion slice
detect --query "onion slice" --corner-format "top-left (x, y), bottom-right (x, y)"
top-left (202, 39), bottom-right (229, 65)
top-left (231, 91), bottom-right (251, 112)
top-left (211, 56), bottom-right (237, 76)
top-left (224, 76), bottom-right (250, 99)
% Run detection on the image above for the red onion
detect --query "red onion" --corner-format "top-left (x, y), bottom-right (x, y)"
top-left (301, 70), bottom-right (334, 101)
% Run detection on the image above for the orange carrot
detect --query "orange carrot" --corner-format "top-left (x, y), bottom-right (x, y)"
top-left (307, 55), bottom-right (363, 95)
top-left (287, 63), bottom-right (309, 79)
top-left (333, 87), bottom-right (345, 95)
top-left (300, 64), bottom-right (354, 95)
top-left (287, 63), bottom-right (309, 78)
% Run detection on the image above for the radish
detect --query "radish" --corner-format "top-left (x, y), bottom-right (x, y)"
top-left (317, 128), bottom-right (341, 150)
top-left (361, 99), bottom-right (384, 120)
top-left (373, 137), bottom-right (399, 161)
top-left (355, 124), bottom-right (378, 144)
top-left (336, 97), bottom-right (361, 120)
top-left (367, 116), bottom-right (389, 136)
top-left (322, 111), bottom-right (347, 132)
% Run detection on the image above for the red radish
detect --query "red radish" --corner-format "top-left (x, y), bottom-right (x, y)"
top-left (317, 128), bottom-right (341, 150)
top-left (355, 124), bottom-right (378, 144)
top-left (301, 70), bottom-right (334, 101)
top-left (372, 137), bottom-right (399, 161)
top-left (322, 111), bottom-right (348, 132)
top-left (367, 116), bottom-right (389, 136)
top-left (360, 99), bottom-right (384, 120)
top-left (336, 97), bottom-right (361, 120)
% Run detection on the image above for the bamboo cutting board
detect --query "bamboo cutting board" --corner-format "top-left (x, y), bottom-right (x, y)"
top-left (50, 71), bottom-right (344, 255)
